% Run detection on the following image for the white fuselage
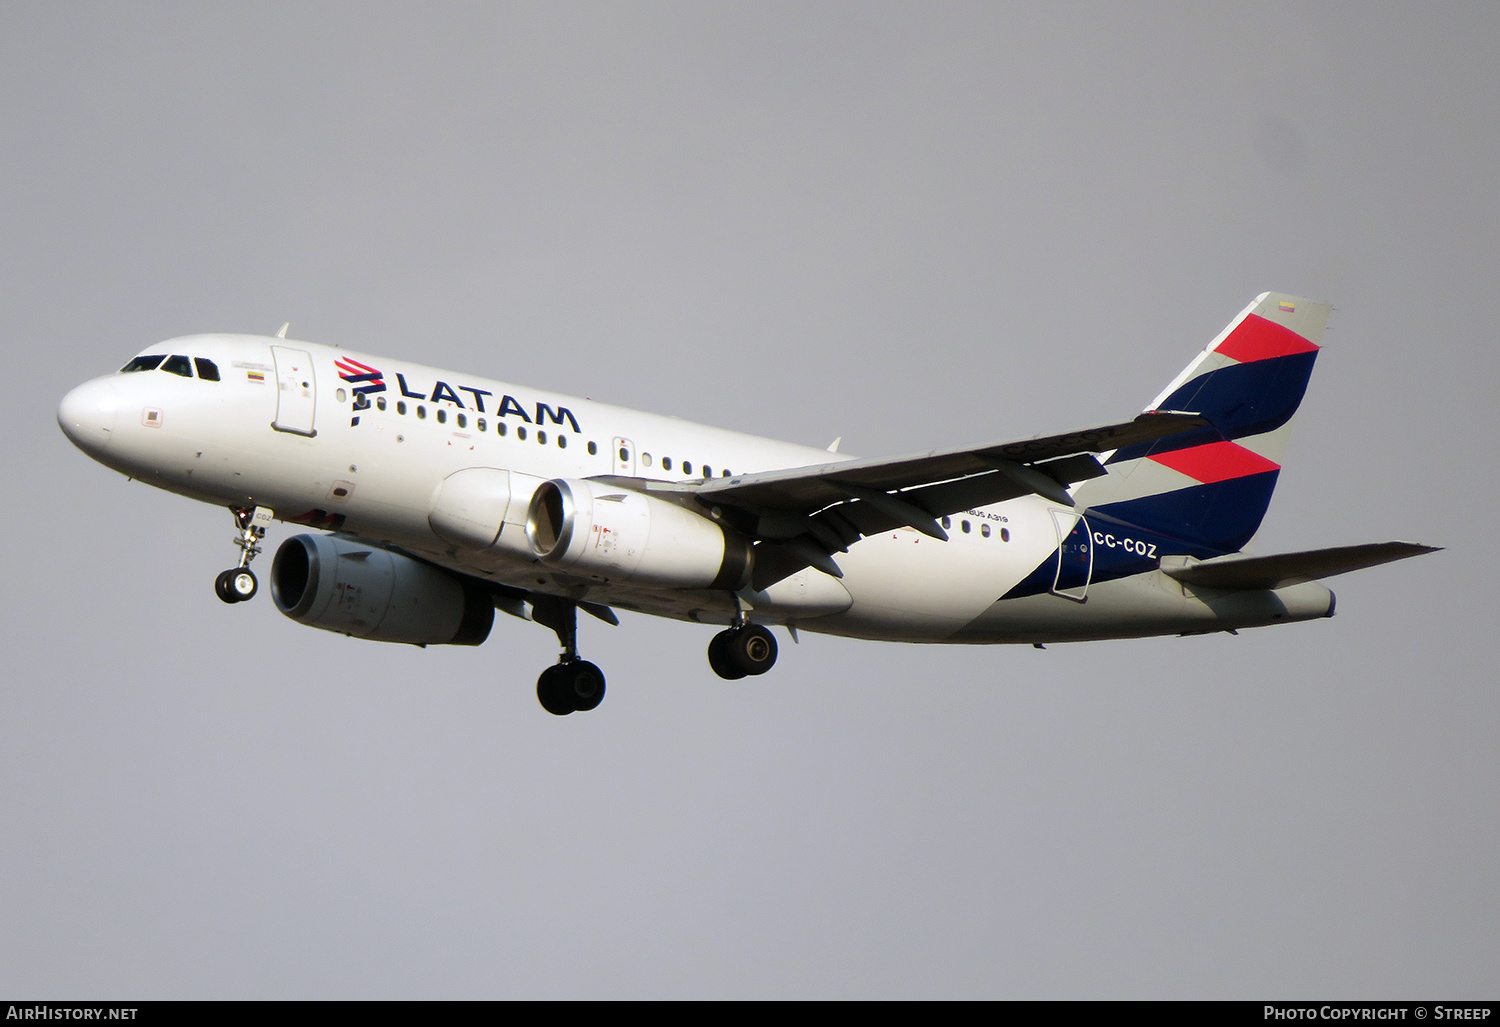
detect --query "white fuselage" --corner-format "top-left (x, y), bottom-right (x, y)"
top-left (58, 333), bottom-right (1334, 644)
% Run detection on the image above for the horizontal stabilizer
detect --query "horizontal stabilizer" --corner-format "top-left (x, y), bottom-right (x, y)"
top-left (1162, 541), bottom-right (1440, 590)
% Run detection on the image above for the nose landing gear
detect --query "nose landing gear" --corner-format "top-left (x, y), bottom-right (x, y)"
top-left (214, 567), bottom-right (259, 603)
top-left (215, 506), bottom-right (274, 604)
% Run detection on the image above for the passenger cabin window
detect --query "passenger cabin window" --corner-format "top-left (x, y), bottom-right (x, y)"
top-left (661, 456), bottom-right (672, 471)
top-left (161, 355), bottom-right (192, 377)
top-left (194, 358), bottom-right (220, 381)
top-left (121, 355), bottom-right (165, 372)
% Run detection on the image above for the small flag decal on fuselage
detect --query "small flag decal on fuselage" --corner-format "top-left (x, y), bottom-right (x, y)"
top-left (247, 370), bottom-right (265, 381)
top-left (1278, 301), bottom-right (1296, 313)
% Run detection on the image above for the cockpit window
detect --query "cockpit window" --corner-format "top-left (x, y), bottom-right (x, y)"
top-left (194, 358), bottom-right (220, 381)
top-left (161, 355), bottom-right (193, 377)
top-left (121, 355), bottom-right (165, 373)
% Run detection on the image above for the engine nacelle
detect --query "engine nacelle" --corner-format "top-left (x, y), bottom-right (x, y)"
top-left (428, 466), bottom-right (543, 556)
top-left (270, 534), bottom-right (494, 645)
top-left (526, 478), bottom-right (752, 589)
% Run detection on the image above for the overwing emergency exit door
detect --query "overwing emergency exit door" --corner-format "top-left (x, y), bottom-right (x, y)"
top-left (612, 437), bottom-right (635, 476)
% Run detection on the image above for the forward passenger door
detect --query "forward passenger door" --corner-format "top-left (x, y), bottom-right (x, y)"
top-left (270, 346), bottom-right (316, 436)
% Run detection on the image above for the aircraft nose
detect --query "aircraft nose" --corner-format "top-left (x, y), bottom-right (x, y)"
top-left (58, 377), bottom-right (120, 455)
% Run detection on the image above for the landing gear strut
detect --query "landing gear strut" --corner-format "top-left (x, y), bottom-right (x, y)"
top-left (708, 623), bottom-right (779, 679)
top-left (215, 506), bottom-right (273, 604)
top-left (531, 597), bottom-right (607, 715)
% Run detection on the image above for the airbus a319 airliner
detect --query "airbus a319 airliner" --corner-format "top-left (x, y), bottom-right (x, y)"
top-left (58, 293), bottom-right (1435, 714)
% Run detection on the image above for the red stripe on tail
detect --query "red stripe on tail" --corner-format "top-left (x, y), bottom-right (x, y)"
top-left (1148, 440), bottom-right (1279, 484)
top-left (1214, 313), bottom-right (1319, 364)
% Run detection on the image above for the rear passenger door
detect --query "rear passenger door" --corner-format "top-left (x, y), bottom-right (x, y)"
top-left (1050, 509), bottom-right (1093, 602)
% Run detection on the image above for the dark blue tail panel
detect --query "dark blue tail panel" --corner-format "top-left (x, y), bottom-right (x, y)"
top-left (1091, 469), bottom-right (1280, 554)
top-left (1110, 350), bottom-right (1317, 462)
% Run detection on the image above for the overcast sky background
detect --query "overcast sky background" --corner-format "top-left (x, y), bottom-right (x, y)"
top-left (2, 2), bottom-right (1494, 999)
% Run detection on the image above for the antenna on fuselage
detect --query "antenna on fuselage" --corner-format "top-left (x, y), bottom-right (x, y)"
top-left (276, 323), bottom-right (289, 339)
top-left (827, 436), bottom-right (842, 453)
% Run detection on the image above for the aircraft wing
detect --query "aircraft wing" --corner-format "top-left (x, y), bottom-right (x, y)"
top-left (593, 411), bottom-right (1206, 588)
top-left (698, 412), bottom-right (1203, 510)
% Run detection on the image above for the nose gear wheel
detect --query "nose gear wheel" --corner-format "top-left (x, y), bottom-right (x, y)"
top-left (215, 567), bottom-right (258, 603)
top-left (215, 505), bottom-right (273, 604)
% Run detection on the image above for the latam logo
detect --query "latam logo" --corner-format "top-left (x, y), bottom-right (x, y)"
top-left (336, 357), bottom-right (386, 396)
top-left (336, 357), bottom-right (582, 432)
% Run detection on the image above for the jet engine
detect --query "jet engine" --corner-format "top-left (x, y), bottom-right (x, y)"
top-left (270, 534), bottom-right (494, 645)
top-left (428, 467), bottom-right (543, 556)
top-left (526, 478), bottom-right (752, 589)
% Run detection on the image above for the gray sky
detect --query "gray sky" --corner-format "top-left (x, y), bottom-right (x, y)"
top-left (2, 2), bottom-right (1494, 999)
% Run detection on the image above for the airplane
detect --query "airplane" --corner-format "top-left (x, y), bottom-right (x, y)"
top-left (57, 293), bottom-right (1437, 715)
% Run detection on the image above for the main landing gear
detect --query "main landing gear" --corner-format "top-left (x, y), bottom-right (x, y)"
top-left (530, 597), bottom-right (606, 716)
top-left (707, 623), bottom-right (779, 680)
top-left (215, 506), bottom-right (273, 604)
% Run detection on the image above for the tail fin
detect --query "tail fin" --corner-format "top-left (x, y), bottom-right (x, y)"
top-left (1072, 292), bottom-right (1331, 555)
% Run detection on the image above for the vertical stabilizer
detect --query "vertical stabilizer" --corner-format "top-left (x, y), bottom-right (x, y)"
top-left (1072, 293), bottom-right (1331, 555)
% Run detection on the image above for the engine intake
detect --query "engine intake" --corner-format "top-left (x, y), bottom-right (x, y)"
top-left (271, 534), bottom-right (494, 645)
top-left (526, 478), bottom-right (751, 590)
